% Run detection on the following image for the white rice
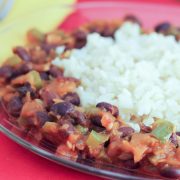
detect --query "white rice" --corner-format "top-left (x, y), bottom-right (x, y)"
top-left (53, 22), bottom-right (180, 131)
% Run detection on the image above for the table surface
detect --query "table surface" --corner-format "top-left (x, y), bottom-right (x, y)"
top-left (0, 134), bottom-right (101, 180)
top-left (0, 0), bottom-right (179, 180)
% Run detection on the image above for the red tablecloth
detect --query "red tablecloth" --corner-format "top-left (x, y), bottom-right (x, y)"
top-left (78, 0), bottom-right (180, 5)
top-left (0, 0), bottom-right (179, 180)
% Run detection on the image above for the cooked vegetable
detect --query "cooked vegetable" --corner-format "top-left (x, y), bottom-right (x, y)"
top-left (44, 77), bottom-right (79, 96)
top-left (27, 28), bottom-right (45, 43)
top-left (151, 119), bottom-right (174, 142)
top-left (12, 70), bottom-right (43, 89)
top-left (97, 149), bottom-right (111, 162)
top-left (130, 133), bottom-right (157, 162)
top-left (3, 55), bottom-right (22, 67)
top-left (20, 99), bottom-right (44, 118)
top-left (86, 130), bottom-right (109, 149)
top-left (84, 106), bottom-right (100, 115)
top-left (100, 112), bottom-right (115, 131)
top-left (28, 70), bottom-right (43, 89)
top-left (76, 125), bottom-right (88, 134)
top-left (42, 122), bottom-right (59, 134)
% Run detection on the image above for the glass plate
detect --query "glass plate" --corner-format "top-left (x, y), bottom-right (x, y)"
top-left (0, 2), bottom-right (180, 180)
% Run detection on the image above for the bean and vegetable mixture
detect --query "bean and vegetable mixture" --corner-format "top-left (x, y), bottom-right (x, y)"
top-left (0, 16), bottom-right (180, 179)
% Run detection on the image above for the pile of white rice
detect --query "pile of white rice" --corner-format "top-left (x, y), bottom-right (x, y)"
top-left (53, 22), bottom-right (180, 131)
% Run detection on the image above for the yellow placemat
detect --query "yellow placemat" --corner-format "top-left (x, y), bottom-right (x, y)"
top-left (1, 0), bottom-right (74, 26)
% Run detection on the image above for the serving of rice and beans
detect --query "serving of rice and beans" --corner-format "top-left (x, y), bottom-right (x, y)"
top-left (0, 16), bottom-right (179, 178)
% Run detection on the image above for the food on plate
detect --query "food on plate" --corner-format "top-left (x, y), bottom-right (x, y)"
top-left (0, 16), bottom-right (180, 178)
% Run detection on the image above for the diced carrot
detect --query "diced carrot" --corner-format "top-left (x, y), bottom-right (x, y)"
top-left (130, 133), bottom-right (157, 162)
top-left (56, 144), bottom-right (78, 161)
top-left (27, 29), bottom-right (45, 44)
top-left (20, 99), bottom-right (44, 118)
top-left (101, 112), bottom-right (115, 131)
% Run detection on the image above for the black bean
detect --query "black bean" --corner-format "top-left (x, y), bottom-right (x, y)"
top-left (176, 35), bottom-right (180, 41)
top-left (36, 111), bottom-right (52, 127)
top-left (124, 15), bottom-right (142, 26)
top-left (40, 72), bottom-right (49, 80)
top-left (91, 126), bottom-right (105, 133)
top-left (90, 115), bottom-right (102, 127)
top-left (50, 102), bottom-right (74, 116)
top-left (0, 66), bottom-right (13, 80)
top-left (73, 30), bottom-right (87, 49)
top-left (104, 139), bottom-right (110, 148)
top-left (169, 133), bottom-right (178, 147)
top-left (62, 92), bottom-right (80, 106)
top-left (16, 82), bottom-right (35, 97)
top-left (49, 65), bottom-right (63, 78)
top-left (88, 111), bottom-right (104, 131)
top-left (17, 83), bottom-right (30, 96)
top-left (7, 96), bottom-right (23, 117)
top-left (119, 126), bottom-right (135, 138)
top-left (69, 110), bottom-right (89, 126)
top-left (96, 102), bottom-right (119, 117)
top-left (75, 41), bottom-right (87, 49)
top-left (13, 46), bottom-right (31, 61)
top-left (11, 63), bottom-right (31, 79)
top-left (101, 27), bottom-right (115, 38)
top-left (74, 30), bottom-right (87, 41)
top-left (89, 26), bottom-right (101, 34)
top-left (155, 22), bottom-right (171, 33)
top-left (41, 43), bottom-right (56, 54)
top-left (176, 132), bottom-right (180, 136)
top-left (160, 166), bottom-right (180, 178)
top-left (140, 124), bottom-right (152, 133)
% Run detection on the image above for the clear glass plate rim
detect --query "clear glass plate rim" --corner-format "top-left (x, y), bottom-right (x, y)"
top-left (0, 123), bottom-right (160, 180)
